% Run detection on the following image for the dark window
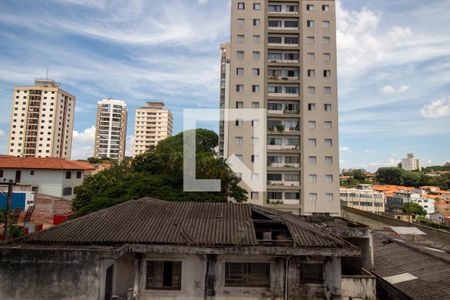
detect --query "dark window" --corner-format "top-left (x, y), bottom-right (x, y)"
top-left (300, 263), bottom-right (324, 284)
top-left (0, 170), bottom-right (3, 177)
top-left (146, 261), bottom-right (182, 290)
top-left (65, 171), bottom-right (72, 179)
top-left (237, 2), bottom-right (245, 10)
top-left (76, 171), bottom-right (82, 179)
top-left (30, 170), bottom-right (35, 175)
top-left (15, 170), bottom-right (21, 183)
top-left (225, 263), bottom-right (270, 287)
top-left (62, 187), bottom-right (72, 196)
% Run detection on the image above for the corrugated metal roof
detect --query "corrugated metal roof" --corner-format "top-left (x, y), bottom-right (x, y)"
top-left (28, 198), bottom-right (347, 248)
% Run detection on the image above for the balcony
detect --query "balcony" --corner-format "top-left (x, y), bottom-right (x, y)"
top-left (268, 180), bottom-right (300, 187)
top-left (267, 199), bottom-right (300, 205)
top-left (267, 144), bottom-right (299, 151)
top-left (267, 162), bottom-right (300, 168)
top-left (267, 125), bottom-right (300, 134)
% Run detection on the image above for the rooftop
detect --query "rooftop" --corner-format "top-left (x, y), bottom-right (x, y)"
top-left (0, 156), bottom-right (95, 171)
top-left (25, 198), bottom-right (354, 252)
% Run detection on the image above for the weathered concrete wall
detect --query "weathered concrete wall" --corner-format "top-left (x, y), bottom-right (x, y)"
top-left (0, 248), bottom-right (102, 300)
top-left (341, 272), bottom-right (376, 300)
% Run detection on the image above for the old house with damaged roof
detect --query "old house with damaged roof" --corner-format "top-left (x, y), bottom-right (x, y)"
top-left (0, 198), bottom-right (376, 300)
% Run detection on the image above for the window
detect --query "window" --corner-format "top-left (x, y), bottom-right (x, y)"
top-left (325, 156), bottom-right (333, 165)
top-left (285, 174), bottom-right (299, 182)
top-left (324, 104), bottom-right (332, 112)
top-left (76, 171), bottom-right (82, 179)
top-left (237, 34), bottom-right (245, 43)
top-left (30, 170), bottom-right (35, 175)
top-left (251, 155), bottom-right (259, 163)
top-left (268, 36), bottom-right (282, 44)
top-left (65, 171), bottom-right (72, 179)
top-left (308, 103), bottom-right (316, 111)
top-left (253, 35), bottom-right (260, 43)
top-left (252, 137), bottom-right (259, 145)
top-left (324, 121), bottom-right (332, 129)
top-left (308, 121), bottom-right (316, 129)
top-left (324, 139), bottom-right (333, 147)
top-left (325, 175), bottom-right (333, 183)
top-left (253, 3), bottom-right (261, 10)
top-left (308, 156), bottom-right (317, 165)
top-left (268, 192), bottom-right (282, 199)
top-left (225, 263), bottom-right (270, 287)
top-left (323, 37), bottom-right (331, 45)
top-left (251, 192), bottom-right (259, 199)
top-left (269, 20), bottom-right (282, 27)
top-left (252, 68), bottom-right (260, 76)
top-left (237, 51), bottom-right (244, 59)
top-left (307, 69), bottom-right (315, 77)
top-left (323, 53), bottom-right (331, 61)
top-left (308, 138), bottom-right (317, 147)
top-left (286, 5), bottom-right (298, 12)
top-left (237, 18), bottom-right (245, 27)
top-left (307, 53), bottom-right (315, 60)
top-left (307, 20), bottom-right (314, 28)
top-left (322, 4), bottom-right (330, 11)
top-left (308, 86), bottom-right (316, 95)
top-left (236, 101), bottom-right (244, 109)
top-left (236, 85), bottom-right (244, 92)
top-left (236, 68), bottom-right (244, 76)
top-left (146, 261), bottom-right (182, 290)
top-left (324, 70), bottom-right (331, 77)
top-left (235, 137), bottom-right (243, 145)
top-left (285, 192), bottom-right (300, 200)
top-left (252, 51), bottom-right (260, 59)
top-left (62, 187), bottom-right (73, 196)
top-left (252, 101), bottom-right (260, 108)
top-left (252, 85), bottom-right (260, 93)
top-left (301, 263), bottom-right (323, 284)
top-left (325, 193), bottom-right (334, 201)
top-left (253, 19), bottom-right (260, 26)
top-left (324, 87), bottom-right (332, 95)
top-left (308, 193), bottom-right (318, 201)
top-left (284, 37), bottom-right (298, 44)
top-left (0, 170), bottom-right (3, 177)
top-left (307, 36), bottom-right (315, 44)
top-left (322, 21), bottom-right (330, 28)
top-left (237, 2), bottom-right (245, 10)
top-left (306, 4), bottom-right (314, 11)
top-left (309, 174), bottom-right (317, 183)
top-left (268, 173), bottom-right (282, 181)
top-left (235, 119), bottom-right (243, 127)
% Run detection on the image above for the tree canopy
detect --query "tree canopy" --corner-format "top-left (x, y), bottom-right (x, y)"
top-left (375, 167), bottom-right (450, 189)
top-left (73, 129), bottom-right (247, 216)
top-left (402, 202), bottom-right (427, 217)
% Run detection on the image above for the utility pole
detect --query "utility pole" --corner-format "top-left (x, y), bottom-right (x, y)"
top-left (3, 180), bottom-right (14, 240)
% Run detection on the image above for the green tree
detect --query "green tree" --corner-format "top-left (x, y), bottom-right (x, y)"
top-left (73, 129), bottom-right (247, 216)
top-left (402, 202), bottom-right (427, 217)
top-left (376, 167), bottom-right (406, 185)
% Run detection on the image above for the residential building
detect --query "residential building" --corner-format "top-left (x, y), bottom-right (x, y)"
top-left (7, 79), bottom-right (76, 159)
top-left (401, 153), bottom-right (421, 171)
top-left (0, 156), bottom-right (94, 200)
top-left (340, 186), bottom-right (385, 213)
top-left (386, 191), bottom-right (435, 217)
top-left (94, 99), bottom-right (128, 160)
top-left (220, 0), bottom-right (340, 216)
top-left (0, 197), bottom-right (376, 300)
top-left (133, 102), bottom-right (173, 156)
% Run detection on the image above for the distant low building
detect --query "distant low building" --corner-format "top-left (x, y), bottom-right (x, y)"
top-left (0, 156), bottom-right (94, 200)
top-left (0, 198), bottom-right (376, 300)
top-left (340, 185), bottom-right (385, 213)
top-left (386, 191), bottom-right (435, 217)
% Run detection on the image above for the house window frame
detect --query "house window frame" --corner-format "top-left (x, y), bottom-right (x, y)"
top-left (145, 260), bottom-right (183, 291)
top-left (224, 262), bottom-right (270, 288)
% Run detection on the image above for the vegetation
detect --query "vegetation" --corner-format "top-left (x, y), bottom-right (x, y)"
top-left (402, 202), bottom-right (427, 217)
top-left (73, 129), bottom-right (247, 216)
top-left (375, 167), bottom-right (450, 189)
top-left (340, 169), bottom-right (373, 187)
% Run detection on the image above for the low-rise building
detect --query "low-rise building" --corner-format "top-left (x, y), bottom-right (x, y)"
top-left (0, 183), bottom-right (35, 210)
top-left (386, 191), bottom-right (435, 217)
top-left (0, 198), bottom-right (376, 300)
top-left (0, 156), bottom-right (94, 200)
top-left (340, 186), bottom-right (385, 213)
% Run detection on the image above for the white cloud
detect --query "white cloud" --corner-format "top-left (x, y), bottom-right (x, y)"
top-left (368, 158), bottom-right (401, 168)
top-left (73, 126), bottom-right (96, 143)
top-left (72, 126), bottom-right (95, 159)
top-left (340, 146), bottom-right (351, 152)
top-left (382, 85), bottom-right (410, 94)
top-left (421, 97), bottom-right (450, 118)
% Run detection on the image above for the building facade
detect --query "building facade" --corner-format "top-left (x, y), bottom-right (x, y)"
top-left (386, 191), bottom-right (435, 217)
top-left (7, 79), bottom-right (76, 159)
top-left (0, 156), bottom-right (94, 200)
top-left (401, 153), bottom-right (421, 171)
top-left (94, 99), bottom-right (128, 160)
top-left (220, 1), bottom-right (340, 216)
top-left (340, 186), bottom-right (385, 213)
top-left (133, 102), bottom-right (173, 156)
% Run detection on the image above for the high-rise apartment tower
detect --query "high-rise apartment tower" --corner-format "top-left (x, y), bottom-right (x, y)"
top-left (133, 102), bottom-right (173, 156)
top-left (220, 0), bottom-right (340, 216)
top-left (94, 99), bottom-right (128, 160)
top-left (7, 79), bottom-right (76, 159)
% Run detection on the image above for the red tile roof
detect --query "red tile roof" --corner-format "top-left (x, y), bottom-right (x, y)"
top-left (0, 156), bottom-right (95, 171)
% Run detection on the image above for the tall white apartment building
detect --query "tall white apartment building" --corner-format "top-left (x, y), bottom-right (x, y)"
top-left (133, 102), bottom-right (173, 156)
top-left (7, 79), bottom-right (76, 159)
top-left (401, 153), bottom-right (421, 171)
top-left (94, 99), bottom-right (128, 161)
top-left (220, 1), bottom-right (340, 216)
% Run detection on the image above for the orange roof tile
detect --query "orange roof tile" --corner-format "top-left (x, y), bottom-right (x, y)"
top-left (0, 156), bottom-right (95, 171)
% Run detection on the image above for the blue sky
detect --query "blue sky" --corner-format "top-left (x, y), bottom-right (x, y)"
top-left (0, 0), bottom-right (449, 171)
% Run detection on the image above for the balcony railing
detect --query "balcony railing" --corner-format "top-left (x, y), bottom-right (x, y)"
top-left (268, 76), bottom-right (299, 81)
